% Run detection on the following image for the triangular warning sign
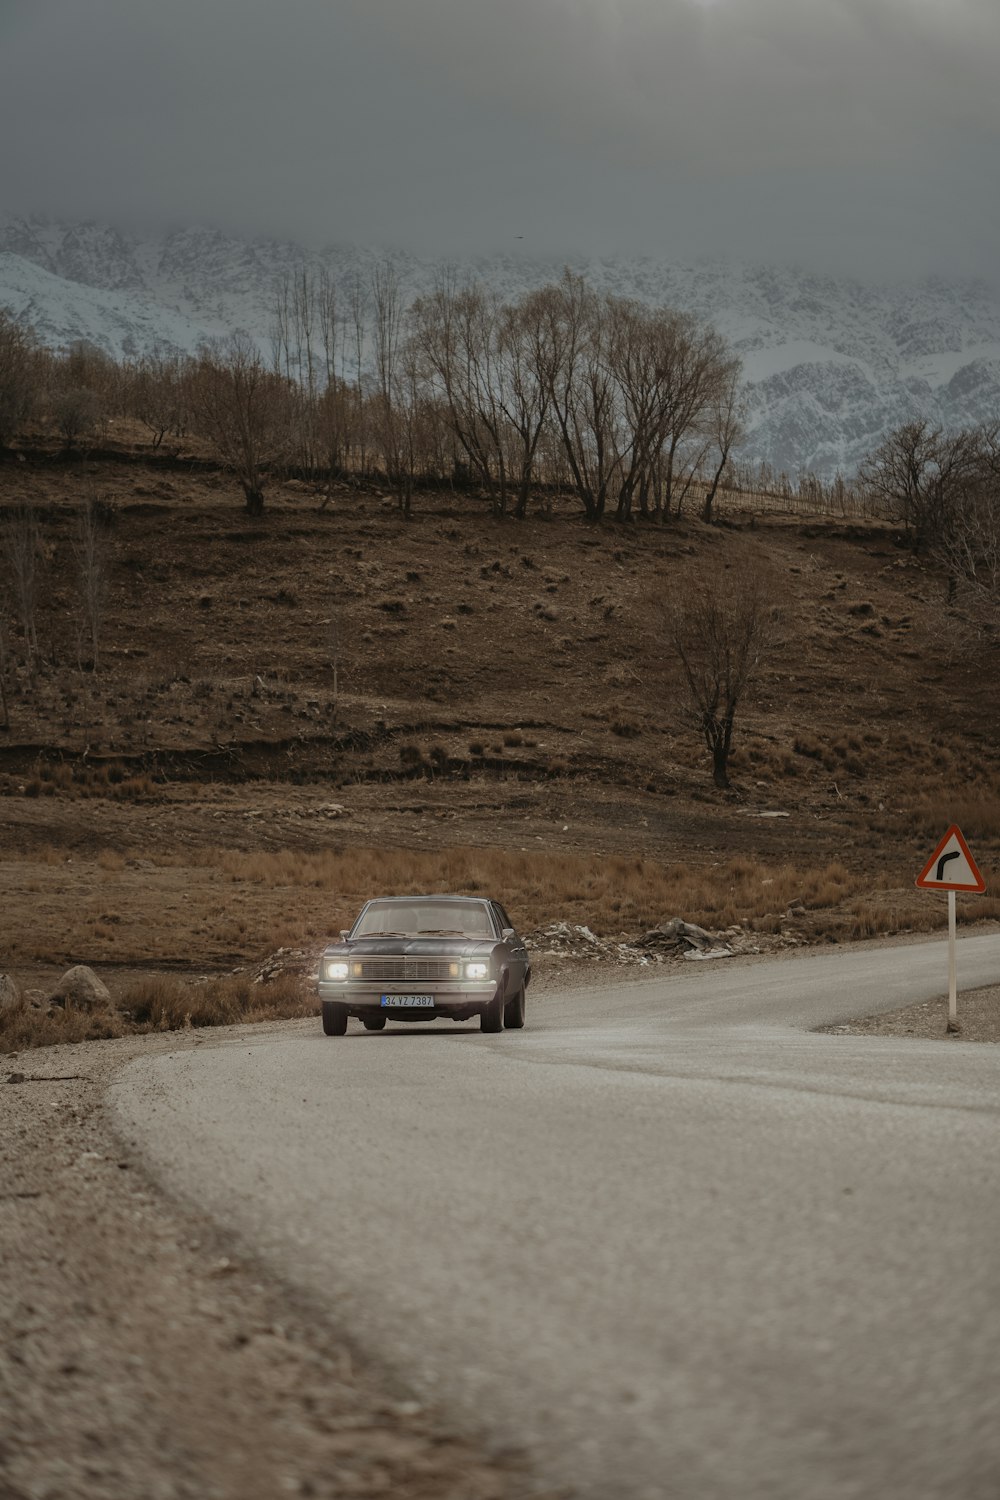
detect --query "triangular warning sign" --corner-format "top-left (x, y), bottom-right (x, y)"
top-left (915, 824), bottom-right (986, 892)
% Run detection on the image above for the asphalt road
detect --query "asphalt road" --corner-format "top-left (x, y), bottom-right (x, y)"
top-left (112, 935), bottom-right (1000, 1500)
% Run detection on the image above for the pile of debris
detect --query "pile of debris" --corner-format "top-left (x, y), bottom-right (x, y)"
top-left (636, 918), bottom-right (739, 961)
top-left (249, 948), bottom-right (320, 985)
top-left (525, 918), bottom-right (759, 966)
top-left (524, 923), bottom-right (657, 965)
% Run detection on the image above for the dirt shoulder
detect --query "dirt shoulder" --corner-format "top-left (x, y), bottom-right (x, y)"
top-left (817, 981), bottom-right (1000, 1043)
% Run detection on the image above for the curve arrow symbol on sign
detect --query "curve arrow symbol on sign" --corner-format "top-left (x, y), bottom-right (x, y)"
top-left (915, 825), bottom-right (987, 893)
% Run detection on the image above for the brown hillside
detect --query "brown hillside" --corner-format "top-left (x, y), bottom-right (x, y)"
top-left (1, 441), bottom-right (998, 997)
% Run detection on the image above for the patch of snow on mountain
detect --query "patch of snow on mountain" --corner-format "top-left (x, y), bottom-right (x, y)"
top-left (741, 341), bottom-right (866, 383)
top-left (0, 251), bottom-right (217, 359)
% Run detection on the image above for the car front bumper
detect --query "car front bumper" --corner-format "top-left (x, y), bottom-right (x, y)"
top-left (317, 979), bottom-right (499, 1020)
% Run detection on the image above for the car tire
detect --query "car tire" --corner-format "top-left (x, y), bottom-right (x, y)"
top-left (322, 1002), bottom-right (348, 1036)
top-left (503, 985), bottom-right (525, 1029)
top-left (480, 991), bottom-right (505, 1033)
top-left (363, 1014), bottom-right (387, 1031)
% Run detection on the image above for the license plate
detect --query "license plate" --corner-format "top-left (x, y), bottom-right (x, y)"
top-left (381, 994), bottom-right (434, 1007)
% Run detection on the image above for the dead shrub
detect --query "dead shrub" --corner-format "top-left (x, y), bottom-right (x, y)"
top-left (122, 971), bottom-right (312, 1031)
top-left (793, 736), bottom-right (825, 761)
top-left (0, 997), bottom-right (124, 1054)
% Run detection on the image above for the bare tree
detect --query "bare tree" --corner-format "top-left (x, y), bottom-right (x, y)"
top-left (410, 277), bottom-right (511, 510)
top-left (192, 336), bottom-right (294, 515)
top-left (532, 273), bottom-right (623, 521)
top-left (859, 421), bottom-right (982, 552)
top-left (48, 340), bottom-right (118, 447)
top-left (701, 364), bottom-right (747, 522)
top-left (654, 315), bottom-right (732, 520)
top-left (935, 424), bottom-right (1000, 618)
top-left (348, 273), bottom-right (370, 477)
top-left (605, 298), bottom-right (667, 521)
top-left (0, 311), bottom-right (38, 452)
top-left (72, 497), bottom-right (110, 670)
top-left (125, 355), bottom-right (190, 448)
top-left (51, 386), bottom-right (104, 448)
top-left (498, 295), bottom-right (552, 517)
top-left (370, 261), bottom-right (424, 515)
top-left (668, 563), bottom-right (774, 788)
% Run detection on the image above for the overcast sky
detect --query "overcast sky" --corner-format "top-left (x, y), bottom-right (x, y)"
top-left (1, 0), bottom-right (997, 279)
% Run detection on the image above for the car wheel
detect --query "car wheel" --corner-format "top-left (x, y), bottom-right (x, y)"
top-left (363, 1013), bottom-right (387, 1031)
top-left (322, 1002), bottom-right (348, 1036)
top-left (480, 991), bottom-right (505, 1033)
top-left (503, 985), bottom-right (525, 1029)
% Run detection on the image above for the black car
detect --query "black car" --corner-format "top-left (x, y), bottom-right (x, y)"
top-left (317, 894), bottom-right (531, 1035)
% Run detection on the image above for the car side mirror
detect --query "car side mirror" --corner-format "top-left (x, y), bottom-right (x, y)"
top-left (340, 929), bottom-right (350, 941)
top-left (501, 927), bottom-right (515, 940)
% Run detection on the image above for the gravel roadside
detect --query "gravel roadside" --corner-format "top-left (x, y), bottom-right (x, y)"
top-left (817, 982), bottom-right (1000, 1042)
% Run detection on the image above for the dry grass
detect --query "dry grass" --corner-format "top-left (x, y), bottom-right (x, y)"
top-left (177, 844), bottom-right (938, 939)
top-left (907, 787), bottom-right (1000, 841)
top-left (123, 971), bottom-right (312, 1029)
top-left (0, 1000), bottom-right (125, 1053)
top-left (0, 973), bottom-right (313, 1055)
top-left (5, 836), bottom-right (995, 986)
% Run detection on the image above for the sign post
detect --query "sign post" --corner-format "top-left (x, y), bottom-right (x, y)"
top-left (915, 825), bottom-right (986, 1033)
top-left (947, 889), bottom-right (957, 1027)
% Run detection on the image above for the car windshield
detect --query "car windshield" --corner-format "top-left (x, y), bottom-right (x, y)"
top-left (352, 900), bottom-right (494, 939)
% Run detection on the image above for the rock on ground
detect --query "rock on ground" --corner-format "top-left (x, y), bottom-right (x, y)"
top-left (48, 965), bottom-right (114, 1011)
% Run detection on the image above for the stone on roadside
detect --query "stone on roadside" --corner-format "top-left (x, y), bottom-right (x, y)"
top-left (49, 965), bottom-right (114, 1011)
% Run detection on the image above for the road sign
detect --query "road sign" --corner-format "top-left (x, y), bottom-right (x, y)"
top-left (914, 825), bottom-right (986, 893)
top-left (915, 825), bottom-right (987, 1031)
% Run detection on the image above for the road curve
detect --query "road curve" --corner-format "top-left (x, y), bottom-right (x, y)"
top-left (112, 935), bottom-right (1000, 1500)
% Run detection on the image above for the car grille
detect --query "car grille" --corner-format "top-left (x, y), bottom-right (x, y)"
top-left (357, 958), bottom-right (457, 982)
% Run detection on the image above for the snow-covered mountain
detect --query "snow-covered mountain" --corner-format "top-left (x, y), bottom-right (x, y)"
top-left (2, 215), bottom-right (999, 480)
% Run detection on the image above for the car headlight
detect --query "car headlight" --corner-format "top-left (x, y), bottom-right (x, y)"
top-left (325, 960), bottom-right (349, 981)
top-left (465, 961), bottom-right (489, 980)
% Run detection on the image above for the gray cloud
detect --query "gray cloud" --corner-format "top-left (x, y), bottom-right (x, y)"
top-left (1, 0), bottom-right (997, 278)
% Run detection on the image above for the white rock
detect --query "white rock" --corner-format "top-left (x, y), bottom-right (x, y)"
top-left (49, 965), bottom-right (113, 1010)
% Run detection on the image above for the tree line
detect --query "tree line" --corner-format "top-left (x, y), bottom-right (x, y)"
top-left (0, 269), bottom-right (747, 521)
top-left (1, 271), bottom-right (997, 611)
